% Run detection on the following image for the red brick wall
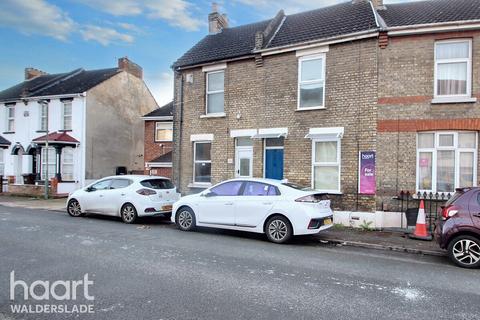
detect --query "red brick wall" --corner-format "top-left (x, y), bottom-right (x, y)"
top-left (144, 120), bottom-right (173, 178)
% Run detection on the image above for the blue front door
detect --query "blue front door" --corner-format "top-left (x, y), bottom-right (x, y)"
top-left (265, 149), bottom-right (284, 180)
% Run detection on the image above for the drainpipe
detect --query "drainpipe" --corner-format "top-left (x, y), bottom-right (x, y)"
top-left (39, 99), bottom-right (49, 199)
top-left (176, 71), bottom-right (184, 193)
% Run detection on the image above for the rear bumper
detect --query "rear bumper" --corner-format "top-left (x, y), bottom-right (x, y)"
top-left (295, 215), bottom-right (334, 235)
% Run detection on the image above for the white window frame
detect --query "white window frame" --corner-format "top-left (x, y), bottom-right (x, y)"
top-left (62, 101), bottom-right (73, 131)
top-left (0, 148), bottom-right (4, 176)
top-left (205, 70), bottom-right (225, 115)
top-left (6, 105), bottom-right (15, 132)
top-left (297, 53), bottom-right (326, 111)
top-left (61, 147), bottom-right (74, 181)
top-left (416, 131), bottom-right (477, 194)
top-left (41, 147), bottom-right (56, 181)
top-left (155, 122), bottom-right (173, 142)
top-left (433, 39), bottom-right (472, 101)
top-left (311, 137), bottom-right (341, 193)
top-left (39, 103), bottom-right (47, 131)
top-left (193, 141), bottom-right (212, 184)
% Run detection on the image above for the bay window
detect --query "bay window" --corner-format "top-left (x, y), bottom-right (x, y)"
top-left (41, 147), bottom-right (56, 180)
top-left (417, 131), bottom-right (477, 193)
top-left (62, 101), bottom-right (72, 130)
top-left (434, 39), bottom-right (472, 99)
top-left (312, 138), bottom-right (341, 192)
top-left (193, 142), bottom-right (211, 183)
top-left (298, 54), bottom-right (325, 109)
top-left (62, 147), bottom-right (74, 181)
top-left (206, 71), bottom-right (224, 114)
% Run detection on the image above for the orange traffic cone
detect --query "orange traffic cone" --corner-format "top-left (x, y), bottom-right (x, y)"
top-left (409, 200), bottom-right (432, 241)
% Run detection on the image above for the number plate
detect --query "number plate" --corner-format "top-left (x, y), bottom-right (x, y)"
top-left (323, 218), bottom-right (332, 225)
top-left (161, 205), bottom-right (172, 211)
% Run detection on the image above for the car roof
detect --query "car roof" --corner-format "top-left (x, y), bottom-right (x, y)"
top-left (221, 178), bottom-right (286, 186)
top-left (98, 175), bottom-right (171, 182)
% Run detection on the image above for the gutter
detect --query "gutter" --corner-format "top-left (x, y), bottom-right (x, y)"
top-left (0, 93), bottom-right (84, 105)
top-left (386, 20), bottom-right (480, 36)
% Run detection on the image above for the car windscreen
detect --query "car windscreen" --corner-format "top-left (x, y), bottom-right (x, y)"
top-left (281, 182), bottom-right (314, 192)
top-left (140, 179), bottom-right (174, 190)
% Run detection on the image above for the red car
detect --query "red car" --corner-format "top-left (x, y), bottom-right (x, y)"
top-left (436, 187), bottom-right (480, 268)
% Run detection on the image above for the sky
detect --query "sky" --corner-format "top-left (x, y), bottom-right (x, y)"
top-left (0, 0), bottom-right (422, 107)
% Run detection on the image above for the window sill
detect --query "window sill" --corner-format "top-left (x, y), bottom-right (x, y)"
top-left (36, 130), bottom-right (47, 133)
top-left (188, 182), bottom-right (211, 188)
top-left (154, 140), bottom-right (173, 143)
top-left (314, 190), bottom-right (342, 195)
top-left (296, 106), bottom-right (325, 112)
top-left (58, 129), bottom-right (73, 132)
top-left (2, 132), bottom-right (14, 134)
top-left (200, 113), bottom-right (226, 119)
top-left (431, 97), bottom-right (477, 104)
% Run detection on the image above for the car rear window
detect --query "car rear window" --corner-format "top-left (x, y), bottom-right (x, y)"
top-left (445, 190), bottom-right (465, 206)
top-left (282, 182), bottom-right (313, 191)
top-left (141, 179), bottom-right (174, 190)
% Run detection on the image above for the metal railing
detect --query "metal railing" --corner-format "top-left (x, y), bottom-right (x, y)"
top-left (390, 190), bottom-right (452, 231)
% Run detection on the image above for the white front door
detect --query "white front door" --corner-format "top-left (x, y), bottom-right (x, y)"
top-left (235, 148), bottom-right (253, 178)
top-left (14, 152), bottom-right (23, 184)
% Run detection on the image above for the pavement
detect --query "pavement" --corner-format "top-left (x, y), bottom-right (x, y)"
top-left (0, 195), bottom-right (445, 257)
top-left (0, 205), bottom-right (478, 320)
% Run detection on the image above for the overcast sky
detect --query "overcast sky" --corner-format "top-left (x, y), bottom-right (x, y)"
top-left (0, 0), bottom-right (423, 107)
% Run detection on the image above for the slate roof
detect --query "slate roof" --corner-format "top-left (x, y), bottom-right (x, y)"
top-left (143, 101), bottom-right (174, 118)
top-left (267, 1), bottom-right (377, 48)
top-left (173, 19), bottom-right (272, 68)
top-left (174, 0), bottom-right (480, 69)
top-left (33, 132), bottom-right (80, 144)
top-left (0, 136), bottom-right (11, 146)
top-left (150, 151), bottom-right (172, 163)
top-left (0, 68), bottom-right (120, 102)
top-left (379, 0), bottom-right (480, 27)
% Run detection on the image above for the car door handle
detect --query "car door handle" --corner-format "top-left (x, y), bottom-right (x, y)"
top-left (99, 195), bottom-right (104, 197)
top-left (121, 193), bottom-right (126, 196)
top-left (225, 202), bottom-right (234, 205)
top-left (262, 202), bottom-right (272, 205)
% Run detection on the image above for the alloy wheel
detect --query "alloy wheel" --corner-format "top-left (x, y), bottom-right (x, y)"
top-left (178, 210), bottom-right (193, 229)
top-left (122, 205), bottom-right (136, 223)
top-left (268, 219), bottom-right (288, 241)
top-left (452, 239), bottom-right (480, 266)
top-left (68, 200), bottom-right (82, 217)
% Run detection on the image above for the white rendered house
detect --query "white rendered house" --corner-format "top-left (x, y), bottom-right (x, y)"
top-left (0, 58), bottom-right (157, 195)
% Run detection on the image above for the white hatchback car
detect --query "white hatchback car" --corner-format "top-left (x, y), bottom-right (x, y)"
top-left (67, 175), bottom-right (180, 224)
top-left (172, 178), bottom-right (333, 243)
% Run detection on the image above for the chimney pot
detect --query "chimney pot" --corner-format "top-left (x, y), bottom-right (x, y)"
top-left (118, 57), bottom-right (143, 79)
top-left (25, 68), bottom-right (48, 80)
top-left (208, 2), bottom-right (228, 34)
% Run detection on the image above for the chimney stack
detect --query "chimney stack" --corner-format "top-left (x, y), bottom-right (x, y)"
top-left (25, 68), bottom-right (48, 80)
top-left (118, 57), bottom-right (143, 79)
top-left (208, 2), bottom-right (228, 34)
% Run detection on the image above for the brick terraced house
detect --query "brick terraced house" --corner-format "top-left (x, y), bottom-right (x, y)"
top-left (142, 101), bottom-right (174, 178)
top-left (172, 0), bottom-right (480, 228)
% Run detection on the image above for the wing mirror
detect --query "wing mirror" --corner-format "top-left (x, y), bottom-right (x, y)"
top-left (85, 186), bottom-right (95, 192)
top-left (202, 190), bottom-right (215, 197)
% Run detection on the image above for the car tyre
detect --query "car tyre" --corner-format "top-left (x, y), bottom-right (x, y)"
top-left (67, 199), bottom-right (85, 217)
top-left (175, 207), bottom-right (196, 231)
top-left (265, 215), bottom-right (292, 244)
top-left (447, 235), bottom-right (480, 268)
top-left (121, 203), bottom-right (138, 224)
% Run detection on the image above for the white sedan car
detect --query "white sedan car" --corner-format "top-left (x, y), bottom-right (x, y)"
top-left (172, 178), bottom-right (333, 243)
top-left (67, 175), bottom-right (179, 224)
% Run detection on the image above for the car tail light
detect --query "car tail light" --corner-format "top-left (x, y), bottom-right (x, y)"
top-left (441, 205), bottom-right (459, 220)
top-left (136, 188), bottom-right (156, 196)
top-left (295, 194), bottom-right (329, 203)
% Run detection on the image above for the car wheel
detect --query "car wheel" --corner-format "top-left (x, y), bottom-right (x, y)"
top-left (447, 235), bottom-right (480, 268)
top-left (175, 207), bottom-right (196, 231)
top-left (67, 199), bottom-right (84, 217)
top-left (121, 203), bottom-right (138, 224)
top-left (265, 215), bottom-right (292, 244)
